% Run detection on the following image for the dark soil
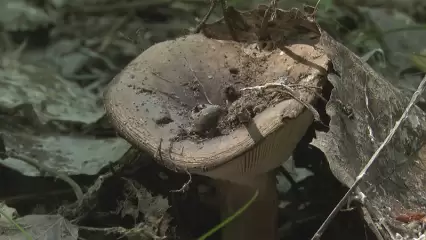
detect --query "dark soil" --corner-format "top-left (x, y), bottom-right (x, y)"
top-left (175, 79), bottom-right (298, 141)
top-left (182, 71), bottom-right (311, 140)
top-left (173, 53), bottom-right (310, 141)
top-left (218, 81), bottom-right (295, 134)
top-left (181, 54), bottom-right (276, 138)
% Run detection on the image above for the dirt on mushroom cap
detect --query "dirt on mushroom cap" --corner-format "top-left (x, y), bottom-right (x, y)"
top-left (126, 37), bottom-right (326, 143)
top-left (173, 55), bottom-right (320, 142)
top-left (217, 78), bottom-right (297, 134)
top-left (106, 7), bottom-right (329, 146)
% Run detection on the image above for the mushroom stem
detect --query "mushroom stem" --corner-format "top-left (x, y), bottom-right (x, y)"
top-left (216, 172), bottom-right (278, 240)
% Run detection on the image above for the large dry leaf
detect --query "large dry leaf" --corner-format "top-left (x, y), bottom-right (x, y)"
top-left (315, 30), bottom-right (426, 238)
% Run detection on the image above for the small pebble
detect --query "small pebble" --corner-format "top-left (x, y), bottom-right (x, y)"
top-left (191, 104), bottom-right (225, 134)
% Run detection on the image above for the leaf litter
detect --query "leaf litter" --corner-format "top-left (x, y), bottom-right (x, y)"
top-left (1, 0), bottom-right (426, 239)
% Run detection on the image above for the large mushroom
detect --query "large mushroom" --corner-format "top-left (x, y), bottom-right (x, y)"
top-left (104, 7), bottom-right (329, 240)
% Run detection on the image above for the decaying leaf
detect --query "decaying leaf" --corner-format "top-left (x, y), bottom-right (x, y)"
top-left (0, 55), bottom-right (130, 176)
top-left (118, 179), bottom-right (170, 239)
top-left (0, 203), bottom-right (17, 224)
top-left (315, 30), bottom-right (426, 238)
top-left (0, 215), bottom-right (78, 240)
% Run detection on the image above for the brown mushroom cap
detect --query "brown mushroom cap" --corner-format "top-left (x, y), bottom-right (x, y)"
top-left (104, 33), bottom-right (328, 181)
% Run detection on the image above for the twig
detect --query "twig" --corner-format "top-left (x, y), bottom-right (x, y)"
top-left (311, 75), bottom-right (426, 240)
top-left (166, 139), bottom-right (192, 193)
top-left (360, 204), bottom-right (385, 240)
top-left (5, 151), bottom-right (83, 201)
top-left (193, 0), bottom-right (218, 33)
top-left (62, 171), bottom-right (113, 220)
top-left (258, 0), bottom-right (278, 41)
top-left (59, 147), bottom-right (140, 220)
top-left (241, 81), bottom-right (322, 124)
top-left (364, 80), bottom-right (377, 145)
top-left (380, 219), bottom-right (398, 240)
top-left (311, 0), bottom-right (322, 17)
top-left (183, 56), bottom-right (213, 104)
top-left (286, 84), bottom-right (328, 103)
top-left (157, 138), bottom-right (164, 163)
top-left (171, 169), bottom-right (192, 193)
top-left (219, 0), bottom-right (238, 41)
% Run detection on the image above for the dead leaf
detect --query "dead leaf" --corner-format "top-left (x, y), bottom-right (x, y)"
top-left (314, 30), bottom-right (426, 238)
top-left (0, 56), bottom-right (130, 176)
top-left (0, 203), bottom-right (17, 224)
top-left (0, 215), bottom-right (78, 240)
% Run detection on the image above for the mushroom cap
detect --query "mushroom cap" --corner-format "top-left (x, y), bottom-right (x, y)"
top-left (104, 9), bottom-right (329, 182)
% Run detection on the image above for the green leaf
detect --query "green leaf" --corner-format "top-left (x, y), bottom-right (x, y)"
top-left (411, 53), bottom-right (426, 72)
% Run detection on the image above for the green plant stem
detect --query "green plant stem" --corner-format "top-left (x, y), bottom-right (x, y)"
top-left (0, 209), bottom-right (33, 240)
top-left (197, 189), bottom-right (259, 240)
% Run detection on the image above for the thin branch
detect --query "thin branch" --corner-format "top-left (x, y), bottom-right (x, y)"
top-left (311, 75), bottom-right (426, 240)
top-left (219, 0), bottom-right (238, 41)
top-left (258, 0), bottom-right (278, 41)
top-left (241, 81), bottom-right (322, 124)
top-left (193, 0), bottom-right (218, 33)
top-left (360, 204), bottom-right (386, 240)
top-left (171, 169), bottom-right (192, 193)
